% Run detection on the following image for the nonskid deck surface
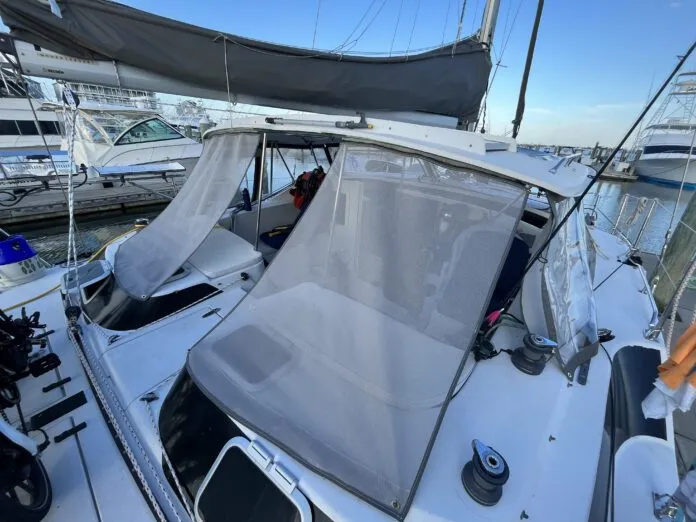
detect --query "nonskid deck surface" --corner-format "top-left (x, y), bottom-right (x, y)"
top-left (0, 271), bottom-right (154, 521)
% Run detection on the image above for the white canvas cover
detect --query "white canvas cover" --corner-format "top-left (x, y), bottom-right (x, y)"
top-left (188, 143), bottom-right (526, 516)
top-left (114, 133), bottom-right (259, 299)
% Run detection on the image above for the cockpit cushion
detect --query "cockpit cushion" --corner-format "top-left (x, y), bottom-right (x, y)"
top-left (188, 228), bottom-right (262, 279)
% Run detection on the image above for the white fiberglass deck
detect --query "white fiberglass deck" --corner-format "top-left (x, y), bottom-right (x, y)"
top-left (0, 269), bottom-right (155, 522)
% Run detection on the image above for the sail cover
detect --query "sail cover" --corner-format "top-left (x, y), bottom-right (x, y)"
top-left (188, 143), bottom-right (526, 517)
top-left (0, 0), bottom-right (491, 121)
top-left (114, 133), bottom-right (258, 300)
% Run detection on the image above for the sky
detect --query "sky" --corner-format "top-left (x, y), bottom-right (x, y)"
top-left (12, 0), bottom-right (696, 146)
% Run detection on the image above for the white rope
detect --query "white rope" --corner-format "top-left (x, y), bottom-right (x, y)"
top-left (666, 256), bottom-right (696, 350)
top-left (63, 102), bottom-right (80, 306)
top-left (222, 36), bottom-right (233, 122)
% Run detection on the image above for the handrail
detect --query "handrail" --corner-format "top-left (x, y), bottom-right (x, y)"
top-left (638, 263), bottom-right (661, 340)
top-left (548, 152), bottom-right (582, 173)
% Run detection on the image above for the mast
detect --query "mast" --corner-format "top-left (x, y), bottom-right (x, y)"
top-left (511, 0), bottom-right (545, 139)
top-left (479, 0), bottom-right (501, 46)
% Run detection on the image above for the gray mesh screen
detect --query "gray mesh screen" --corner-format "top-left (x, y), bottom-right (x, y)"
top-left (114, 133), bottom-right (259, 299)
top-left (188, 143), bottom-right (526, 515)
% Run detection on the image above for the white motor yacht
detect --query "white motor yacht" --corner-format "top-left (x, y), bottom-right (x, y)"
top-left (634, 72), bottom-right (696, 187)
top-left (42, 101), bottom-right (202, 177)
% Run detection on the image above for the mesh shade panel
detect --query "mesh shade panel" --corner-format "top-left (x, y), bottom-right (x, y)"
top-left (188, 143), bottom-right (526, 516)
top-left (114, 133), bottom-right (259, 299)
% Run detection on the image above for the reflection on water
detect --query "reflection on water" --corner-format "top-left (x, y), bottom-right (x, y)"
top-left (587, 181), bottom-right (694, 254)
top-left (19, 180), bottom-right (696, 264)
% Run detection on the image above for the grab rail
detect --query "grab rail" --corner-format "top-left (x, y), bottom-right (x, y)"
top-left (638, 263), bottom-right (661, 340)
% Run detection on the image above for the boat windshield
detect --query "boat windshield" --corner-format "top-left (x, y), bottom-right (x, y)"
top-left (186, 141), bottom-right (527, 517)
top-left (69, 109), bottom-right (160, 144)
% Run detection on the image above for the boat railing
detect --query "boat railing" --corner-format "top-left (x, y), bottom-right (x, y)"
top-left (585, 192), bottom-right (687, 341)
top-left (587, 192), bottom-right (659, 254)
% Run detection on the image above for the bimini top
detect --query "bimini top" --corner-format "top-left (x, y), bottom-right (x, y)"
top-left (206, 114), bottom-right (594, 198)
top-left (115, 113), bottom-right (592, 301)
top-left (186, 136), bottom-right (528, 518)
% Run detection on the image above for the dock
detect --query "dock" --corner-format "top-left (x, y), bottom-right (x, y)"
top-left (600, 169), bottom-right (638, 182)
top-left (0, 179), bottom-right (178, 227)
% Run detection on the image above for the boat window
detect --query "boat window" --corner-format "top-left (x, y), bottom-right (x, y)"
top-left (38, 121), bottom-right (60, 135)
top-left (0, 120), bottom-right (20, 135)
top-left (88, 111), bottom-right (153, 141)
top-left (266, 147), bottom-right (320, 195)
top-left (195, 438), bottom-right (310, 522)
top-left (115, 118), bottom-right (184, 145)
top-left (187, 141), bottom-right (527, 517)
top-left (81, 273), bottom-right (219, 330)
top-left (643, 144), bottom-right (696, 155)
top-left (74, 114), bottom-right (108, 144)
top-left (159, 370), bottom-right (336, 521)
top-left (16, 120), bottom-right (39, 136)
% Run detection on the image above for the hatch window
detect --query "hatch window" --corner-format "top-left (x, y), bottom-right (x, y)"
top-left (116, 118), bottom-right (184, 145)
top-left (195, 437), bottom-right (311, 522)
top-left (81, 273), bottom-right (219, 331)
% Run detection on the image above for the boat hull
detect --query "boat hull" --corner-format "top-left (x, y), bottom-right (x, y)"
top-left (634, 154), bottom-right (696, 188)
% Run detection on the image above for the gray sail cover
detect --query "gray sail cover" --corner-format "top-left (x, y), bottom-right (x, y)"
top-left (0, 0), bottom-right (491, 121)
top-left (114, 133), bottom-right (258, 299)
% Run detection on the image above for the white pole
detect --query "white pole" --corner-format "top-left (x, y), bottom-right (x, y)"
top-left (479, 0), bottom-right (501, 45)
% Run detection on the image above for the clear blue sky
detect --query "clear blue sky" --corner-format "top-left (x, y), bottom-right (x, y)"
top-left (35, 1), bottom-right (696, 145)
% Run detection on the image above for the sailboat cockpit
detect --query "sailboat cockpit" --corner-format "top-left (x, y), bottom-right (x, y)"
top-left (58, 113), bottom-right (609, 522)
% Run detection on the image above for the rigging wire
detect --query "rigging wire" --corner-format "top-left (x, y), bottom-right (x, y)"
top-left (469, 0), bottom-right (481, 35)
top-left (348, 0), bottom-right (390, 53)
top-left (477, 0), bottom-right (525, 131)
top-left (312, 0), bottom-right (322, 49)
top-left (451, 0), bottom-right (468, 55)
top-left (335, 0), bottom-right (380, 52)
top-left (406, 0), bottom-right (422, 58)
top-left (441, 0), bottom-right (452, 45)
top-left (389, 0), bottom-right (405, 56)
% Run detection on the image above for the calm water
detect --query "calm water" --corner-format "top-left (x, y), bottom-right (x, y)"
top-left (588, 180), bottom-right (694, 254)
top-left (18, 179), bottom-right (695, 264)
